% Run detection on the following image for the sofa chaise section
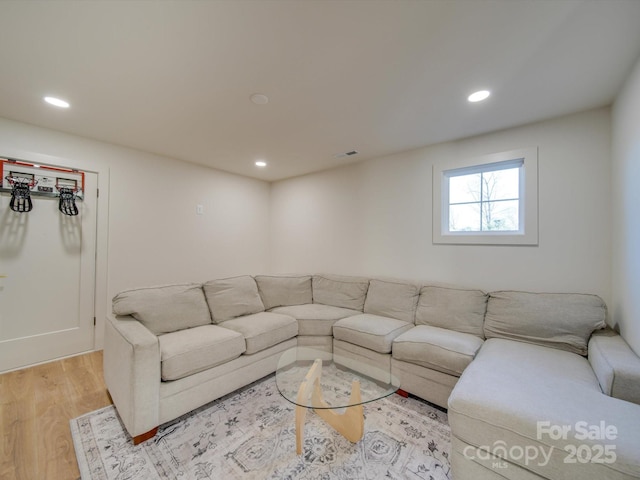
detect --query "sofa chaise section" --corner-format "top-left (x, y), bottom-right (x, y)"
top-left (447, 290), bottom-right (640, 480)
top-left (449, 338), bottom-right (640, 480)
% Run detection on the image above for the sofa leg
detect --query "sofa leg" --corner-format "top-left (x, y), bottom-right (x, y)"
top-left (132, 427), bottom-right (158, 445)
top-left (396, 389), bottom-right (409, 398)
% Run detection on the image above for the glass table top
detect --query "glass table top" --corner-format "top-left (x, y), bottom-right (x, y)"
top-left (275, 346), bottom-right (401, 409)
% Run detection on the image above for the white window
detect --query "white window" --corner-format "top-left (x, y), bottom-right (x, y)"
top-left (433, 148), bottom-right (538, 245)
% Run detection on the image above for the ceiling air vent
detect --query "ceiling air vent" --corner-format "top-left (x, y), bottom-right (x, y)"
top-left (334, 150), bottom-right (359, 159)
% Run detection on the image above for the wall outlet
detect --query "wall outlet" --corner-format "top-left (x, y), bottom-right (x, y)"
top-left (196, 204), bottom-right (204, 215)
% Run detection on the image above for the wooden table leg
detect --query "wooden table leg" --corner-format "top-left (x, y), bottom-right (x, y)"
top-left (295, 359), bottom-right (322, 455)
top-left (313, 379), bottom-right (364, 443)
top-left (295, 359), bottom-right (365, 454)
top-left (295, 404), bottom-right (307, 455)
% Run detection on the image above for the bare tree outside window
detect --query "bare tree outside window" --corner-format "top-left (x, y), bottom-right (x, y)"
top-left (434, 149), bottom-right (537, 245)
top-left (448, 165), bottom-right (520, 232)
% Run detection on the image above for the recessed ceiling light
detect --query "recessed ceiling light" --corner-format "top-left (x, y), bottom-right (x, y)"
top-left (250, 93), bottom-right (269, 105)
top-left (255, 161), bottom-right (267, 167)
top-left (44, 96), bottom-right (70, 108)
top-left (468, 90), bottom-right (491, 103)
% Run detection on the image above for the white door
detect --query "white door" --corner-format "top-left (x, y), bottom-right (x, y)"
top-left (0, 171), bottom-right (98, 373)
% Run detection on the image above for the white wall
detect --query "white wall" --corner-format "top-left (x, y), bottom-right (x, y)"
top-left (271, 108), bottom-right (612, 307)
top-left (612, 56), bottom-right (640, 355)
top-left (0, 103), bottom-right (622, 354)
top-left (0, 117), bottom-right (270, 348)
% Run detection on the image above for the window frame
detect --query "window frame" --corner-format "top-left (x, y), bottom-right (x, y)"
top-left (433, 147), bottom-right (538, 245)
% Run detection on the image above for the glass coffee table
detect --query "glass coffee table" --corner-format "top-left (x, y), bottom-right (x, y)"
top-left (275, 346), bottom-right (401, 454)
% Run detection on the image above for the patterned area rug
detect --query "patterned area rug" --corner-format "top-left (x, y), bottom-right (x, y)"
top-left (71, 374), bottom-right (451, 479)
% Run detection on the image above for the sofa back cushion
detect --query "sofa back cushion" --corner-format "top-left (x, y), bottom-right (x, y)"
top-left (363, 279), bottom-right (419, 323)
top-left (484, 291), bottom-right (607, 355)
top-left (112, 284), bottom-right (211, 335)
top-left (203, 275), bottom-right (265, 323)
top-left (254, 275), bottom-right (312, 310)
top-left (415, 286), bottom-right (487, 338)
top-left (312, 274), bottom-right (369, 311)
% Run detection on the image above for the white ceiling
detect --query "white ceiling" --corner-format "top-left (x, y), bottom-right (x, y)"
top-left (1, 1), bottom-right (639, 182)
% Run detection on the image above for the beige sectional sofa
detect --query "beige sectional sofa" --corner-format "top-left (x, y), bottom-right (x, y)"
top-left (103, 274), bottom-right (640, 479)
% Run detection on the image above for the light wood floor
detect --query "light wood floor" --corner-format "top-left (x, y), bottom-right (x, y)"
top-left (0, 351), bottom-right (113, 480)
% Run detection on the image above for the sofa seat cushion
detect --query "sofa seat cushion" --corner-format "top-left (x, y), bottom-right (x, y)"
top-left (449, 338), bottom-right (640, 480)
top-left (220, 312), bottom-right (298, 354)
top-left (158, 325), bottom-right (246, 381)
top-left (392, 325), bottom-right (484, 376)
top-left (332, 314), bottom-right (414, 354)
top-left (113, 283), bottom-right (212, 335)
top-left (270, 304), bottom-right (361, 336)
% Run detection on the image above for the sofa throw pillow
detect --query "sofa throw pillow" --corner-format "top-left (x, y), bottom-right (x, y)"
top-left (254, 275), bottom-right (312, 310)
top-left (363, 279), bottom-right (419, 323)
top-left (415, 286), bottom-right (488, 338)
top-left (312, 274), bottom-right (369, 311)
top-left (203, 275), bottom-right (265, 323)
top-left (484, 291), bottom-right (607, 355)
top-left (112, 284), bottom-right (211, 335)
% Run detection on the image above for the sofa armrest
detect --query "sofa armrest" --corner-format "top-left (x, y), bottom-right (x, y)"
top-left (589, 330), bottom-right (640, 405)
top-left (104, 314), bottom-right (161, 438)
